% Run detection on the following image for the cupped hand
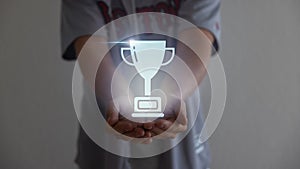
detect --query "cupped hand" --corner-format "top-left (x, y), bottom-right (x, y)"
top-left (106, 101), bottom-right (153, 144)
top-left (144, 96), bottom-right (188, 139)
top-left (105, 95), bottom-right (188, 143)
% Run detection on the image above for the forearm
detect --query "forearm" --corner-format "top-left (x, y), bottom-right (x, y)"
top-left (161, 28), bottom-right (214, 99)
top-left (74, 36), bottom-right (128, 107)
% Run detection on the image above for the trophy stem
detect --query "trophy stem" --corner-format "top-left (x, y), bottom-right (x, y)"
top-left (144, 78), bottom-right (152, 96)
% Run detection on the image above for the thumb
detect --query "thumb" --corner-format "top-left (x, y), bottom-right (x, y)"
top-left (106, 101), bottom-right (119, 126)
top-left (176, 100), bottom-right (187, 125)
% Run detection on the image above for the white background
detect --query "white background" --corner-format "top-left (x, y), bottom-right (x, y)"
top-left (1, 0), bottom-right (300, 168)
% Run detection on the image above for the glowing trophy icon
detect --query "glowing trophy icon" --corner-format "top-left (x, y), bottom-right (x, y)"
top-left (121, 40), bottom-right (175, 117)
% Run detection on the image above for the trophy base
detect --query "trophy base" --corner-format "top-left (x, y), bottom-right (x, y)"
top-left (131, 113), bottom-right (164, 118)
top-left (133, 96), bottom-right (163, 118)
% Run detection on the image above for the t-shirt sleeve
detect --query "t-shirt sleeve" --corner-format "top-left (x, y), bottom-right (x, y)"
top-left (61, 0), bottom-right (105, 60)
top-left (178, 0), bottom-right (221, 56)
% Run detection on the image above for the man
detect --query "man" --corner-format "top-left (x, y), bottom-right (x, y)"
top-left (61, 0), bottom-right (220, 169)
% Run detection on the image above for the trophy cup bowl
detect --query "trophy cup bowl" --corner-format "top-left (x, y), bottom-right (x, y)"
top-left (121, 40), bottom-right (175, 118)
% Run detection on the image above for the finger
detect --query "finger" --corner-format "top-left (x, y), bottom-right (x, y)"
top-left (151, 127), bottom-right (165, 136)
top-left (105, 121), bottom-right (118, 135)
top-left (149, 131), bottom-right (157, 137)
top-left (175, 101), bottom-right (188, 125)
top-left (114, 121), bottom-right (135, 134)
top-left (131, 131), bottom-right (153, 144)
top-left (150, 119), bottom-right (174, 137)
top-left (134, 127), bottom-right (145, 137)
top-left (143, 122), bottom-right (155, 130)
top-left (152, 127), bottom-right (176, 139)
top-left (155, 119), bottom-right (173, 130)
top-left (122, 127), bottom-right (146, 138)
top-left (167, 121), bottom-right (187, 133)
top-left (123, 131), bottom-right (140, 140)
top-left (144, 131), bottom-right (152, 138)
top-left (153, 118), bottom-right (187, 139)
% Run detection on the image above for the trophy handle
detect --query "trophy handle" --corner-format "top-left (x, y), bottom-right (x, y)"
top-left (162, 47), bottom-right (175, 66)
top-left (121, 47), bottom-right (135, 66)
